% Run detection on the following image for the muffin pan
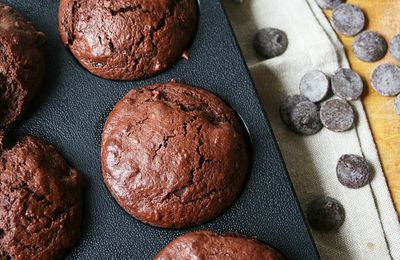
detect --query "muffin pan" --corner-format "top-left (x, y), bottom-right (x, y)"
top-left (5, 0), bottom-right (320, 259)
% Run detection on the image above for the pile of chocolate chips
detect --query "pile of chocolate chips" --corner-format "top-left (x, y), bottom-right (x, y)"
top-left (280, 68), bottom-right (361, 135)
top-left (278, 67), bottom-right (374, 232)
top-left (320, 0), bottom-right (400, 114)
top-left (302, 0), bottom-right (386, 233)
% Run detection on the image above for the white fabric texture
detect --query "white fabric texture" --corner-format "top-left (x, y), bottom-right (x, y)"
top-left (223, 0), bottom-right (400, 259)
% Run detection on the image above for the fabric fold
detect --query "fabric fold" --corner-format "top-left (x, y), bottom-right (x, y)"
top-left (223, 0), bottom-right (400, 259)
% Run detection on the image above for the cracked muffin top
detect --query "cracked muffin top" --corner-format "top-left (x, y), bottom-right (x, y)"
top-left (101, 82), bottom-right (248, 228)
top-left (58, 0), bottom-right (198, 80)
top-left (155, 230), bottom-right (284, 260)
top-left (0, 134), bottom-right (83, 260)
top-left (0, 3), bottom-right (45, 129)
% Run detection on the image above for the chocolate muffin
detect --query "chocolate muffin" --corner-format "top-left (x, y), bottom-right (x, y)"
top-left (58, 0), bottom-right (198, 80)
top-left (0, 3), bottom-right (45, 129)
top-left (154, 230), bottom-right (284, 259)
top-left (0, 133), bottom-right (83, 259)
top-left (101, 82), bottom-right (248, 228)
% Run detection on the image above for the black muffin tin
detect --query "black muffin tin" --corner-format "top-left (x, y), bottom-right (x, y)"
top-left (5, 0), bottom-right (320, 259)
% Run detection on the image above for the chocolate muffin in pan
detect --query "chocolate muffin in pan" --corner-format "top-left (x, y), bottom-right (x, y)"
top-left (101, 82), bottom-right (249, 228)
top-left (154, 230), bottom-right (284, 260)
top-left (0, 133), bottom-right (83, 260)
top-left (0, 3), bottom-right (45, 129)
top-left (58, 0), bottom-right (198, 80)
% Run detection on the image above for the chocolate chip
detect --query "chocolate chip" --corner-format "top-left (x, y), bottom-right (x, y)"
top-left (307, 196), bottom-right (345, 232)
top-left (299, 70), bottom-right (330, 102)
top-left (352, 31), bottom-right (388, 62)
top-left (315, 0), bottom-right (344, 9)
top-left (332, 68), bottom-right (363, 100)
top-left (332, 4), bottom-right (365, 36)
top-left (395, 94), bottom-right (400, 115)
top-left (336, 154), bottom-right (372, 188)
top-left (390, 34), bottom-right (400, 62)
top-left (289, 101), bottom-right (322, 135)
top-left (320, 99), bottom-right (354, 132)
top-left (280, 95), bottom-right (310, 127)
top-left (371, 63), bottom-right (400, 96)
top-left (253, 28), bottom-right (288, 59)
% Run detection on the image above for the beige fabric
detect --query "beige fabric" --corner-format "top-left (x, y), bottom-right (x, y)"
top-left (223, 0), bottom-right (400, 259)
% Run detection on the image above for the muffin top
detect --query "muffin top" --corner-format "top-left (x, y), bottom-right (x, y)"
top-left (58, 0), bottom-right (198, 80)
top-left (101, 82), bottom-right (248, 228)
top-left (0, 134), bottom-right (83, 260)
top-left (155, 230), bottom-right (284, 260)
top-left (0, 3), bottom-right (45, 128)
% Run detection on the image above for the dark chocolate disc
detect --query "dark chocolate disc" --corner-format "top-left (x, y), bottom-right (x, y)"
top-left (253, 28), bottom-right (288, 59)
top-left (280, 95), bottom-right (310, 127)
top-left (352, 31), bottom-right (387, 62)
top-left (307, 196), bottom-right (345, 232)
top-left (332, 4), bottom-right (365, 36)
top-left (371, 63), bottom-right (400, 96)
top-left (320, 99), bottom-right (354, 132)
top-left (289, 101), bottom-right (322, 135)
top-left (336, 154), bottom-right (372, 189)
top-left (390, 34), bottom-right (400, 62)
top-left (299, 70), bottom-right (330, 103)
top-left (331, 68), bottom-right (363, 100)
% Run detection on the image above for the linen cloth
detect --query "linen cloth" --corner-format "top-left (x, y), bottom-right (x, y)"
top-left (223, 0), bottom-right (400, 259)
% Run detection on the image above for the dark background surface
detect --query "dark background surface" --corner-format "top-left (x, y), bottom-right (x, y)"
top-left (4, 0), bottom-right (320, 259)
